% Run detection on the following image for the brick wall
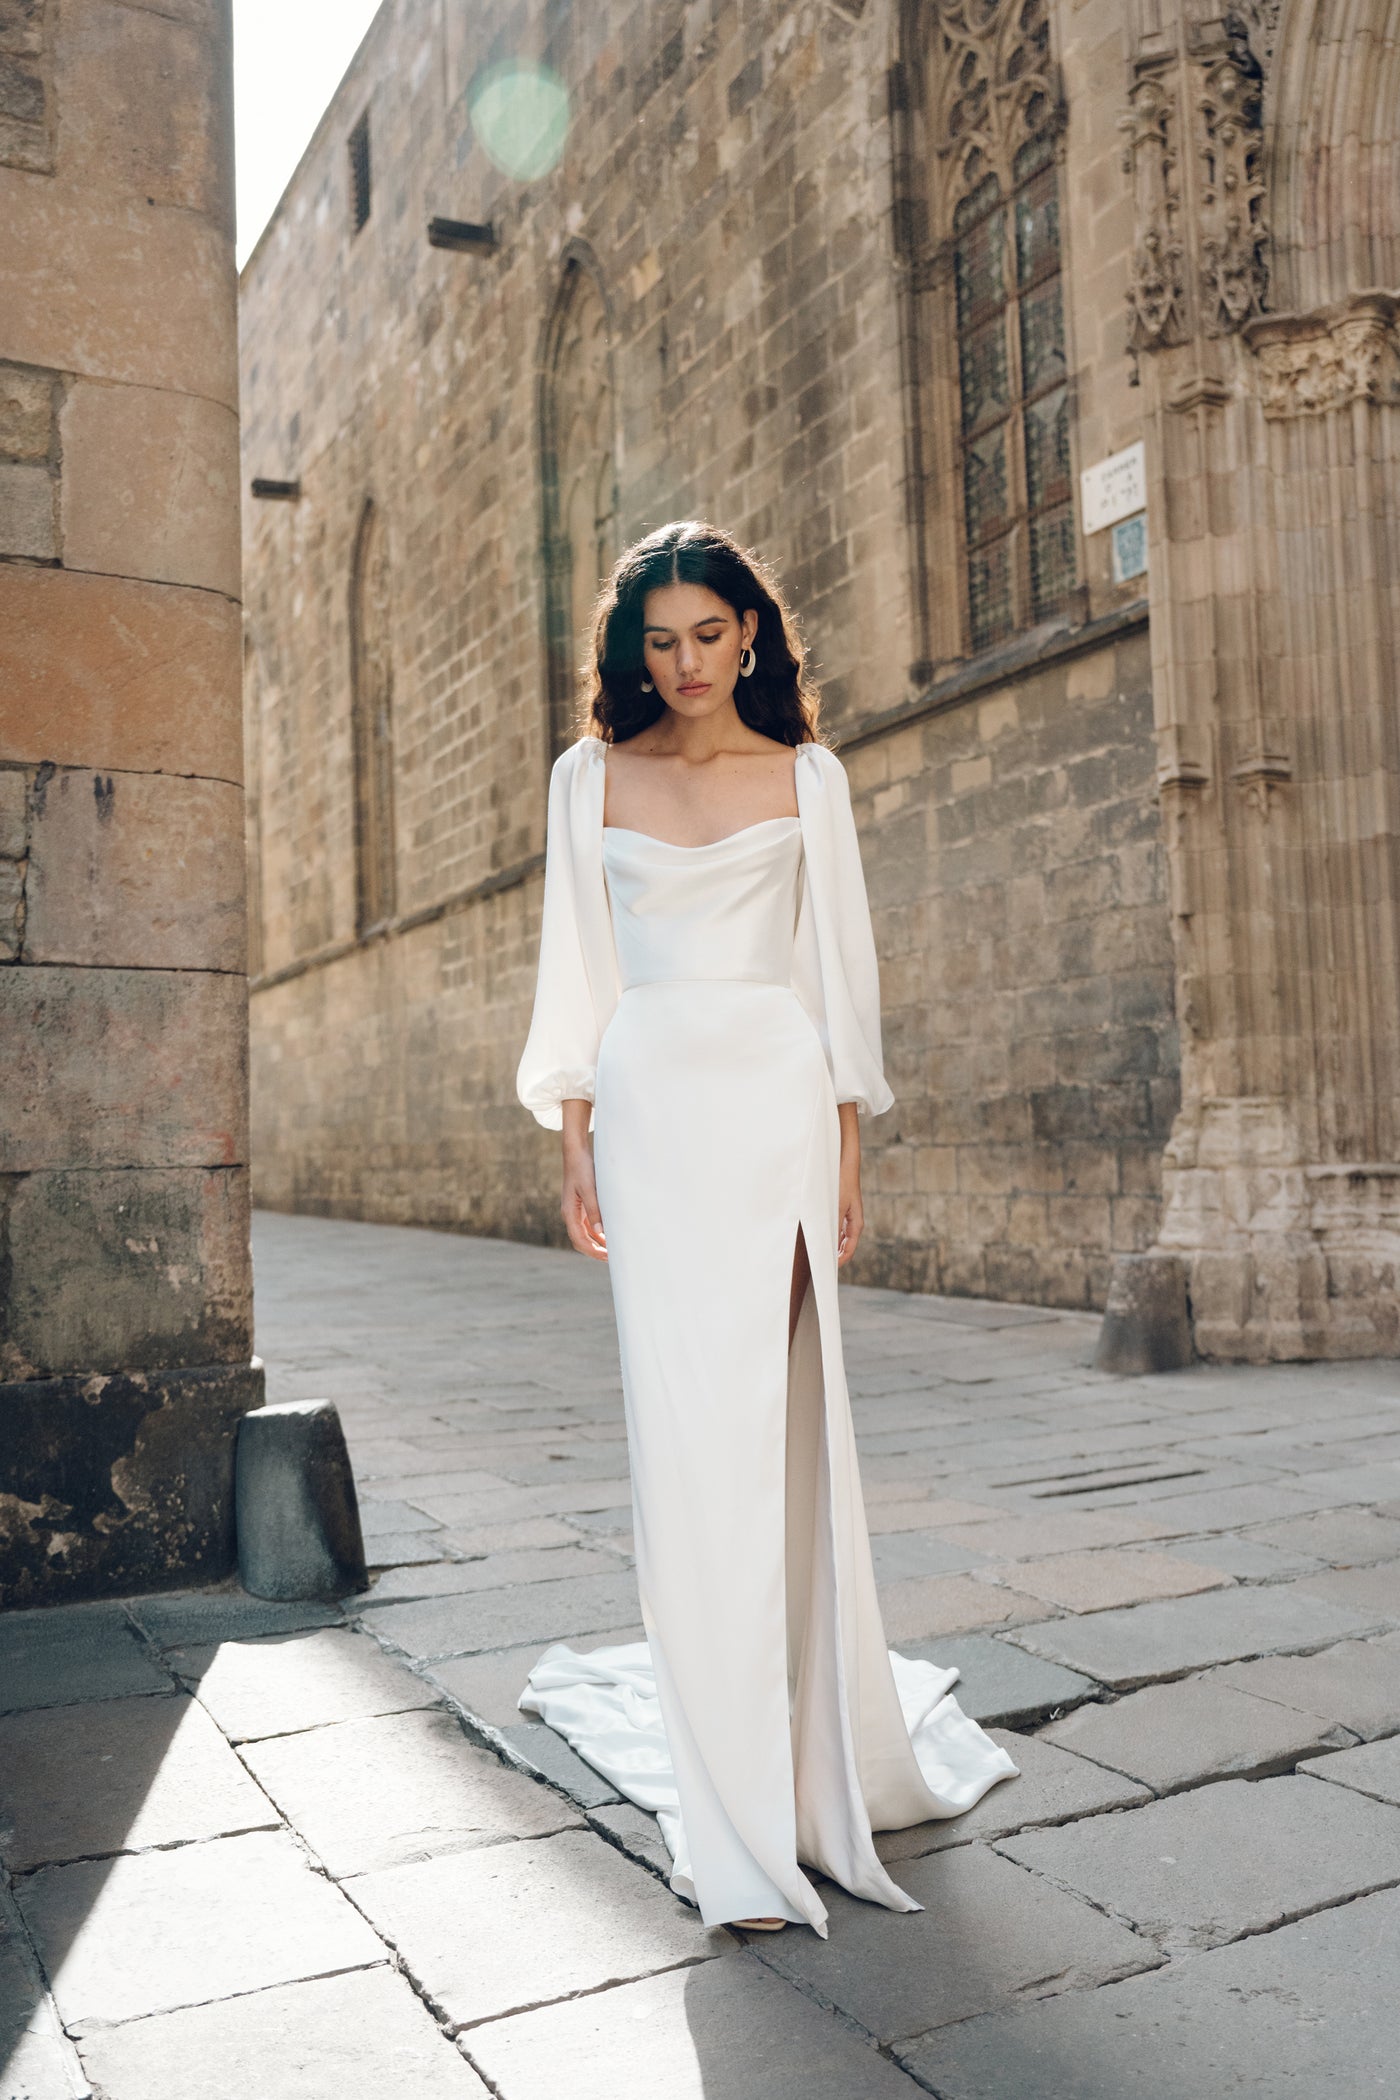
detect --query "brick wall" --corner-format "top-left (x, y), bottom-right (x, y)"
top-left (242, 0), bottom-right (1175, 1311)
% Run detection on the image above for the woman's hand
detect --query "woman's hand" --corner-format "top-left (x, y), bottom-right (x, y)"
top-left (837, 1102), bottom-right (863, 1267)
top-left (561, 1099), bottom-right (607, 1261)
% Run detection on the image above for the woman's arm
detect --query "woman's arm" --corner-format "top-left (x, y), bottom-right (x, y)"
top-left (561, 1097), bottom-right (608, 1261)
top-left (837, 1100), bottom-right (863, 1266)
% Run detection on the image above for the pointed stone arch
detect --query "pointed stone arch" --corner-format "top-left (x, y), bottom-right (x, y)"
top-left (1266, 0), bottom-right (1400, 311)
top-left (892, 0), bottom-right (1076, 672)
top-left (349, 497), bottom-right (397, 935)
top-left (540, 247), bottom-right (619, 759)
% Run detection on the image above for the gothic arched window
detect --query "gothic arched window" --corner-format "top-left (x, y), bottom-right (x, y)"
top-left (897, 0), bottom-right (1075, 665)
top-left (349, 499), bottom-right (397, 934)
top-left (540, 253), bottom-right (618, 759)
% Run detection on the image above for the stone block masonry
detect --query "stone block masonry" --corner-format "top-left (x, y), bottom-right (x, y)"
top-left (241, 0), bottom-right (1171, 1314)
top-left (0, 0), bottom-right (258, 1605)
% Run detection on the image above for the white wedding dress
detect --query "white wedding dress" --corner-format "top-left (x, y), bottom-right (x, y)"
top-left (516, 735), bottom-right (1016, 1935)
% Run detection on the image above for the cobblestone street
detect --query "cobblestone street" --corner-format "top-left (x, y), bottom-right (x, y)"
top-left (5, 1210), bottom-right (1400, 2097)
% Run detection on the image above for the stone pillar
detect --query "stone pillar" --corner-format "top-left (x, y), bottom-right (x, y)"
top-left (1117, 0), bottom-right (1400, 1360)
top-left (0, 0), bottom-right (261, 1603)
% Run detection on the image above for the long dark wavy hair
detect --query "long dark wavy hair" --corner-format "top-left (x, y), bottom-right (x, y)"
top-left (582, 520), bottom-right (823, 746)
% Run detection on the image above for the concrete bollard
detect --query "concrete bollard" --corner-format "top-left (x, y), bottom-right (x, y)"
top-left (1094, 1252), bottom-right (1196, 1375)
top-left (235, 1400), bottom-right (368, 1601)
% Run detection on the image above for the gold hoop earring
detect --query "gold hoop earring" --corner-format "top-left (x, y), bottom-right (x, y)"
top-left (739, 645), bottom-right (756, 678)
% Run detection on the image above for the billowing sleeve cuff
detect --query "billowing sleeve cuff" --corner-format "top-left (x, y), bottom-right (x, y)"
top-left (516, 741), bottom-right (614, 1131)
top-left (793, 742), bottom-right (895, 1117)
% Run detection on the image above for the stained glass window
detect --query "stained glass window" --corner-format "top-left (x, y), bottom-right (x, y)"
top-left (953, 130), bottom-right (1075, 649)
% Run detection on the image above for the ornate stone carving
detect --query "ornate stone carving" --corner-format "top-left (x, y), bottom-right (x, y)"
top-left (1230, 751), bottom-right (1292, 821)
top-left (1121, 69), bottom-right (1185, 375)
top-left (1198, 49), bottom-right (1267, 334)
top-left (1226, 2), bottom-right (1283, 76)
top-left (927, 0), bottom-right (1065, 225)
top-left (1122, 15), bottom-right (1270, 368)
top-left (1247, 294), bottom-right (1400, 418)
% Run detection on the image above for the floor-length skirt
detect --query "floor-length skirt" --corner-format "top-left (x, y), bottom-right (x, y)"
top-left (522, 977), bottom-right (1017, 1935)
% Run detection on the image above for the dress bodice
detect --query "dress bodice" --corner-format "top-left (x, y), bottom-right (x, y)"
top-left (602, 818), bottom-right (803, 992)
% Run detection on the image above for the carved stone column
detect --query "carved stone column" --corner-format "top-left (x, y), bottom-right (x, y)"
top-left (1113, 1), bottom-right (1400, 1361)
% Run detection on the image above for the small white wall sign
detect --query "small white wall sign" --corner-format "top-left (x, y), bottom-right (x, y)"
top-left (1080, 441), bottom-right (1146, 536)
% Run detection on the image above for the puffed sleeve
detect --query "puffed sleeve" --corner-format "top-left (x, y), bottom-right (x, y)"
top-left (791, 741), bottom-right (895, 1116)
top-left (516, 737), bottom-right (618, 1130)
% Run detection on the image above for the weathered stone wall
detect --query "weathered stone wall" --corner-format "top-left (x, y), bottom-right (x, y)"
top-left (1118, 1), bottom-right (1400, 1361)
top-left (847, 624), bottom-right (1175, 1304)
top-left (242, 0), bottom-right (1172, 1312)
top-left (0, 0), bottom-right (257, 1604)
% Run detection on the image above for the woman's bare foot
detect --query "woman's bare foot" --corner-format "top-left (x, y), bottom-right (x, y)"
top-left (733, 1915), bottom-right (787, 1931)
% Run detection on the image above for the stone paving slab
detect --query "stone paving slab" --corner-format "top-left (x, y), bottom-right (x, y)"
top-left (555, 1505), bottom-right (633, 1536)
top-left (0, 1603), bottom-right (172, 1715)
top-left (19, 1829), bottom-right (386, 2030)
top-left (1284, 1460), bottom-right (1400, 1508)
top-left (930, 1510), bottom-right (1165, 1558)
top-left (899, 1634), bottom-right (1099, 1727)
top-left (74, 1966), bottom-right (490, 2099)
top-left (364, 1571), bottom-right (643, 1661)
top-left (877, 1574), bottom-right (1043, 1641)
top-left (1252, 1507), bottom-right (1400, 1565)
top-left (423, 1628), bottom-right (647, 1730)
top-left (1006, 1582), bottom-right (1382, 1688)
top-left (491, 1444), bottom-right (642, 1486)
top-left (981, 1547), bottom-right (1231, 1615)
top-left (345, 1828), bottom-right (723, 2033)
top-left (370, 1468), bottom-right (518, 1501)
top-left (356, 1543), bottom-right (621, 1607)
top-left (494, 1721), bottom-right (622, 1808)
top-left (900, 1883), bottom-right (1400, 2098)
top-left (863, 1496), bottom-right (1004, 1533)
top-left (358, 1498), bottom-right (446, 1537)
top-left (1215, 1630), bottom-right (1400, 1738)
top-left (364, 1530), bottom-right (458, 1567)
top-left (1038, 1674), bottom-right (1353, 1793)
top-left (998, 1773), bottom-right (1400, 1952)
top-left (440, 1516), bottom-right (586, 1555)
top-left (1292, 1560), bottom-right (1400, 1621)
top-left (463, 1950), bottom-right (924, 2099)
top-left (125, 1588), bottom-right (343, 1647)
top-left (409, 1480), bottom-right (634, 1530)
top-left (587, 1801), bottom-right (674, 1882)
top-left (240, 1708), bottom-right (581, 1876)
top-left (349, 1433), bottom-right (443, 1476)
top-left (171, 1628), bottom-right (440, 1741)
top-left (1111, 1481), bottom-right (1349, 1536)
top-left (0, 1884), bottom-right (88, 2100)
top-left (237, 1213), bottom-right (1400, 2093)
top-left (869, 1530), bottom-right (991, 1580)
top-left (753, 1845), bottom-right (1158, 2040)
top-left (1298, 1735), bottom-right (1400, 1806)
top-left (876, 1729), bottom-right (1149, 1864)
top-left (1158, 1532), bottom-right (1323, 1579)
top-left (0, 1691), bottom-right (276, 1871)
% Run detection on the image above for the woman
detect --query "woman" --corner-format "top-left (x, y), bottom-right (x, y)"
top-left (516, 521), bottom-right (1016, 1937)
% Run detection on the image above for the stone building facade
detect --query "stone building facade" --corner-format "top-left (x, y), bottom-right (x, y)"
top-left (241, 0), bottom-right (1400, 1360)
top-left (1, 0), bottom-right (258, 1603)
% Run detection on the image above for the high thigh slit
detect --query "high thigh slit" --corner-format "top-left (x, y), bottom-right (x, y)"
top-left (516, 735), bottom-right (1019, 1932)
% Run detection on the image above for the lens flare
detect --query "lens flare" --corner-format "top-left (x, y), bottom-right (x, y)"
top-left (469, 60), bottom-right (569, 182)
